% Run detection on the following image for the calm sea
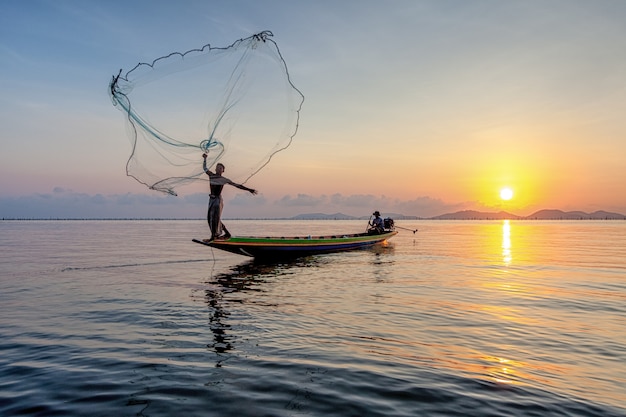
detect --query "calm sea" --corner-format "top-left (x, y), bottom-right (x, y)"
top-left (0, 219), bottom-right (624, 417)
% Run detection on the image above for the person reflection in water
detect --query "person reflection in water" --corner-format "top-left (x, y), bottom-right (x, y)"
top-left (203, 153), bottom-right (257, 241)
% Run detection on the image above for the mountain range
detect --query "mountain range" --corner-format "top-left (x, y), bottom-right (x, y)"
top-left (290, 209), bottom-right (626, 220)
top-left (431, 209), bottom-right (626, 220)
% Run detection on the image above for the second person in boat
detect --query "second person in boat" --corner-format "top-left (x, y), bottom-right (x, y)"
top-left (368, 211), bottom-right (385, 234)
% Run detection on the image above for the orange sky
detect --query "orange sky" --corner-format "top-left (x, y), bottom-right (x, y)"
top-left (1, 1), bottom-right (625, 218)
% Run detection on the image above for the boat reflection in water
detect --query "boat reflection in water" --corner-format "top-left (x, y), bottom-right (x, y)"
top-left (202, 257), bottom-right (324, 363)
top-left (201, 240), bottom-right (396, 365)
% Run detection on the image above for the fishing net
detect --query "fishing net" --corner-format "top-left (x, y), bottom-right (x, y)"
top-left (109, 31), bottom-right (304, 196)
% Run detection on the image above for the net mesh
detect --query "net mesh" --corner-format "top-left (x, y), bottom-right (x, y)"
top-left (109, 31), bottom-right (304, 196)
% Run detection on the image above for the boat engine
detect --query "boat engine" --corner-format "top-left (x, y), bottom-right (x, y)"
top-left (383, 217), bottom-right (395, 231)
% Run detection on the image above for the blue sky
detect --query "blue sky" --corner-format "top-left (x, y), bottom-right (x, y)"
top-left (2, 0), bottom-right (626, 219)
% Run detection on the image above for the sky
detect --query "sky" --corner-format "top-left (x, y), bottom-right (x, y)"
top-left (1, 0), bottom-right (625, 219)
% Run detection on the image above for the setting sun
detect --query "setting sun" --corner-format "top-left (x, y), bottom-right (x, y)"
top-left (500, 187), bottom-right (514, 201)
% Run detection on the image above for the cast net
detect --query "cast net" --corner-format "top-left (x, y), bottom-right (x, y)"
top-left (109, 31), bottom-right (304, 195)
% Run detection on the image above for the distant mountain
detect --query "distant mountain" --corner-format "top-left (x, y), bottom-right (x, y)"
top-left (430, 209), bottom-right (625, 220)
top-left (525, 209), bottom-right (626, 220)
top-left (289, 212), bottom-right (357, 220)
top-left (284, 209), bottom-right (625, 221)
top-left (431, 210), bottom-right (521, 220)
top-left (289, 212), bottom-right (420, 220)
top-left (377, 213), bottom-right (421, 220)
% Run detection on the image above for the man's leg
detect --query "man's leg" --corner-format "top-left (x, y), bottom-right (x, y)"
top-left (220, 223), bottom-right (231, 239)
top-left (207, 197), bottom-right (220, 240)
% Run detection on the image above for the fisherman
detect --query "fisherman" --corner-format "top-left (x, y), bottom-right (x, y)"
top-left (368, 211), bottom-right (385, 234)
top-left (203, 153), bottom-right (257, 241)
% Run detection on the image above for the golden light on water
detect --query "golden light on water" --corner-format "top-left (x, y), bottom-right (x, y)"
top-left (389, 220), bottom-right (626, 405)
top-left (502, 220), bottom-right (512, 265)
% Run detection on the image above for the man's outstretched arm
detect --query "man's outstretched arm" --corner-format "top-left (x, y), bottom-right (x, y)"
top-left (202, 154), bottom-right (212, 175)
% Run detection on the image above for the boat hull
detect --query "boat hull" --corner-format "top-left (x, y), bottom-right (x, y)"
top-left (193, 231), bottom-right (397, 258)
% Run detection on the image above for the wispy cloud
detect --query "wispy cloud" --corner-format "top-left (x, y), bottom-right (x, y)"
top-left (276, 194), bottom-right (326, 207)
top-left (0, 189), bottom-right (474, 219)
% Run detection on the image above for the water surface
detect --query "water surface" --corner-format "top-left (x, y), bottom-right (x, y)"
top-left (1, 220), bottom-right (624, 416)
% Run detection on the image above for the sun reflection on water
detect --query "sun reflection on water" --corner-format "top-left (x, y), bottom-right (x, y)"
top-left (502, 220), bottom-right (512, 265)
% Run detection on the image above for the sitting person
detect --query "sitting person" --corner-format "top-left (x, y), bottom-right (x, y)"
top-left (368, 211), bottom-right (384, 234)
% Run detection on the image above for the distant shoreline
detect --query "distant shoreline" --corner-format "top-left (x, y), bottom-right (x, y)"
top-left (2, 208), bottom-right (625, 221)
top-left (2, 217), bottom-right (625, 221)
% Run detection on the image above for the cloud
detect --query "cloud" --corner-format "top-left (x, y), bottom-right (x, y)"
top-left (276, 194), bottom-right (326, 207)
top-left (0, 189), bottom-right (192, 219)
top-left (394, 196), bottom-right (470, 218)
top-left (274, 193), bottom-right (469, 218)
top-left (329, 193), bottom-right (381, 207)
top-left (230, 193), bottom-right (267, 207)
top-left (53, 186), bottom-right (71, 194)
top-left (0, 189), bottom-right (478, 219)
top-left (183, 193), bottom-right (208, 205)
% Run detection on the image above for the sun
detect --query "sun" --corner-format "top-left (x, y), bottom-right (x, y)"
top-left (500, 187), bottom-right (514, 201)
